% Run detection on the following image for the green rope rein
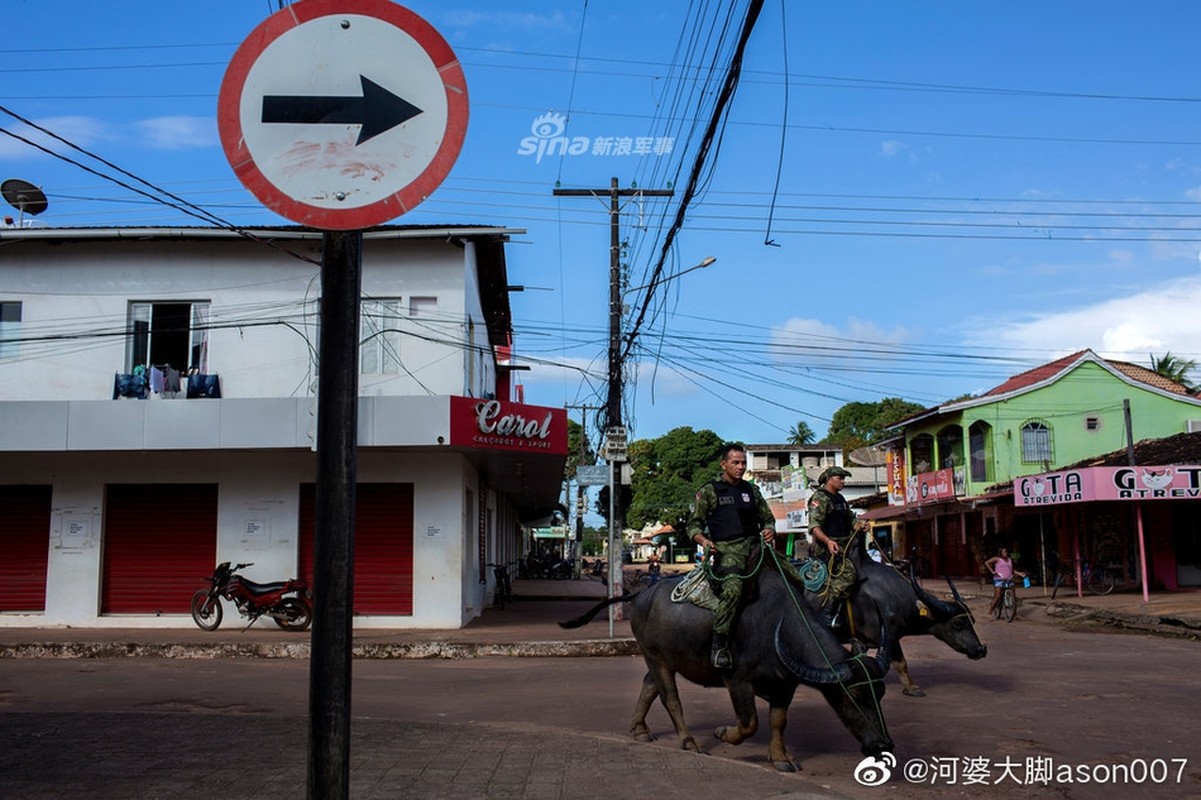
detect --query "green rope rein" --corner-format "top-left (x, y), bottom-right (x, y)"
top-left (698, 539), bottom-right (766, 583)
top-left (764, 546), bottom-right (891, 743)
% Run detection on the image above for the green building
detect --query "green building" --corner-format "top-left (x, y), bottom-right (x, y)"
top-left (869, 350), bottom-right (1201, 588)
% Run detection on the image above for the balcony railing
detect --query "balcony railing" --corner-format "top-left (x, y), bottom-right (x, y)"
top-left (113, 371), bottom-right (220, 399)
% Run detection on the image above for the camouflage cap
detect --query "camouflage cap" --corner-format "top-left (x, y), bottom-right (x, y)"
top-left (818, 466), bottom-right (853, 484)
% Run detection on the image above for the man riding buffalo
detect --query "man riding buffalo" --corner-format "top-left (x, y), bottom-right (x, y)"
top-left (807, 465), bottom-right (869, 626)
top-left (687, 442), bottom-right (807, 669)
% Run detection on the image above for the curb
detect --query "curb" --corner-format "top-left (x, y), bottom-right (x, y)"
top-left (1037, 601), bottom-right (1201, 639)
top-left (0, 638), bottom-right (642, 660)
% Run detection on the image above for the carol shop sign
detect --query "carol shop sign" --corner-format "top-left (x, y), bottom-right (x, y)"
top-left (449, 397), bottom-right (568, 454)
top-left (1015, 465), bottom-right (1201, 506)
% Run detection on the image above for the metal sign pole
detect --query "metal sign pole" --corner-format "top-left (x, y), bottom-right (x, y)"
top-left (308, 230), bottom-right (362, 800)
top-left (218, 7), bottom-right (466, 799)
top-left (608, 458), bottom-right (616, 637)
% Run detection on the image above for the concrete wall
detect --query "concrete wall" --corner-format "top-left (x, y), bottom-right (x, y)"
top-left (0, 448), bottom-right (486, 630)
top-left (0, 236), bottom-right (476, 401)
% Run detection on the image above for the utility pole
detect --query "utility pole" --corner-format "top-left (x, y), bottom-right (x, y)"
top-left (566, 403), bottom-right (602, 579)
top-left (554, 178), bottom-right (673, 619)
top-left (1125, 398), bottom-right (1151, 602)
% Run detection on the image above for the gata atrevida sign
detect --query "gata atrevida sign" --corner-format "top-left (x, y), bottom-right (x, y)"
top-left (449, 396), bottom-right (568, 454)
top-left (1015, 465), bottom-right (1201, 506)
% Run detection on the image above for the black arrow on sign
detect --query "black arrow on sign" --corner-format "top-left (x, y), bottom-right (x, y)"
top-left (261, 75), bottom-right (423, 145)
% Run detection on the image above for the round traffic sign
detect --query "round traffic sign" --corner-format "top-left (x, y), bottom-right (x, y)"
top-left (218, 0), bottom-right (468, 230)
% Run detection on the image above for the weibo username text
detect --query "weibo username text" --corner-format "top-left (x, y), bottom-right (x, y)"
top-left (854, 755), bottom-right (1190, 787)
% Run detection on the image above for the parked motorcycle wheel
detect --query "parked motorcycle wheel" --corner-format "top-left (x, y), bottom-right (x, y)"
top-left (273, 597), bottom-right (313, 632)
top-left (190, 590), bottom-right (223, 631)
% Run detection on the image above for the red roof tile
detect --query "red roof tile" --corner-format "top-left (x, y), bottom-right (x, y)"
top-left (980, 350), bottom-right (1088, 398)
top-left (1107, 360), bottom-right (1191, 394)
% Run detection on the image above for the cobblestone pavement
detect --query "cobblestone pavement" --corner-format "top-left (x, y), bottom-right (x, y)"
top-left (1, 574), bottom-right (1198, 799)
top-left (0, 712), bottom-right (850, 800)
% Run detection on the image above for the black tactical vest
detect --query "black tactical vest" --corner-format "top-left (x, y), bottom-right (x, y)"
top-left (816, 488), bottom-right (852, 543)
top-left (706, 479), bottom-right (761, 542)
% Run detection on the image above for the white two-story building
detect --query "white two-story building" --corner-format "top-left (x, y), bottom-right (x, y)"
top-left (0, 224), bottom-right (567, 629)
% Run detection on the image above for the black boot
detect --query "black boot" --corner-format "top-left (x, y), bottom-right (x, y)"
top-left (817, 597), bottom-right (841, 630)
top-left (711, 633), bottom-right (733, 670)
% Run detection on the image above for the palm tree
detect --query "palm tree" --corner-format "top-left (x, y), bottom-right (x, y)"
top-left (1150, 352), bottom-right (1197, 389)
top-left (786, 420), bottom-right (816, 446)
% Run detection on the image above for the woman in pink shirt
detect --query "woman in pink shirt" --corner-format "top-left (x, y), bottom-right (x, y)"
top-left (985, 547), bottom-right (1027, 619)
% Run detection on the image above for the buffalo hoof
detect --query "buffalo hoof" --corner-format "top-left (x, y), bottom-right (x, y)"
top-left (630, 723), bottom-right (656, 743)
top-left (772, 760), bottom-right (798, 773)
top-left (682, 737), bottom-right (706, 754)
top-left (902, 687), bottom-right (927, 697)
top-left (713, 725), bottom-right (743, 745)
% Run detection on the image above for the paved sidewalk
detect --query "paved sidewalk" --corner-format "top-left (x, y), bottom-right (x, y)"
top-left (1, 572), bottom-right (1197, 659)
top-left (975, 580), bottom-right (1201, 638)
top-left (0, 573), bottom-right (641, 659)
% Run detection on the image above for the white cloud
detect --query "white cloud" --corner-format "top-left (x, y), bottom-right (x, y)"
top-left (435, 10), bottom-right (576, 50)
top-left (0, 115), bottom-right (111, 160)
top-left (962, 275), bottom-right (1201, 361)
top-left (438, 10), bottom-right (573, 35)
top-left (132, 116), bottom-right (217, 151)
top-left (880, 140), bottom-right (906, 159)
top-left (769, 317), bottom-right (911, 365)
top-left (511, 354), bottom-right (603, 388)
top-left (0, 114), bottom-right (214, 160)
top-left (772, 316), bottom-right (910, 343)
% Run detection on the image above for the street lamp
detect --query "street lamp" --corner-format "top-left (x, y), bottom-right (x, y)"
top-left (624, 256), bottom-right (717, 294)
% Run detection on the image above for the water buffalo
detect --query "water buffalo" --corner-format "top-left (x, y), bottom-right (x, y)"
top-left (560, 567), bottom-right (894, 771)
top-left (805, 549), bottom-right (987, 697)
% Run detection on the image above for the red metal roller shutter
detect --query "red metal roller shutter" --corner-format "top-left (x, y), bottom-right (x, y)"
top-left (298, 482), bottom-right (414, 615)
top-left (938, 514), bottom-right (970, 577)
top-left (101, 484), bottom-right (217, 614)
top-left (0, 485), bottom-right (52, 611)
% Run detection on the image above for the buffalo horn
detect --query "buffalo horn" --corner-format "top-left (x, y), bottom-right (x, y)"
top-left (867, 614), bottom-right (892, 679)
top-left (945, 575), bottom-right (969, 608)
top-left (911, 578), bottom-right (961, 618)
top-left (774, 620), bottom-right (855, 685)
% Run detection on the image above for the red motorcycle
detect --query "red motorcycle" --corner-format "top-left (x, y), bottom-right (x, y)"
top-left (190, 561), bottom-right (313, 632)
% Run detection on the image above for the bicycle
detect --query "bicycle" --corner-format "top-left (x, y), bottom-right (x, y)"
top-left (1051, 559), bottom-right (1118, 599)
top-left (486, 562), bottom-right (513, 609)
top-left (1086, 562), bottom-right (1119, 596)
top-left (992, 578), bottom-right (1018, 622)
top-left (892, 547), bottom-right (932, 585)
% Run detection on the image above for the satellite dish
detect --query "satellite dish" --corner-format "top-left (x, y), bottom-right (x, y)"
top-left (848, 445), bottom-right (889, 467)
top-left (2, 179), bottom-right (49, 224)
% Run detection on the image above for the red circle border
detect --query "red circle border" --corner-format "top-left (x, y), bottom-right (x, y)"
top-left (217, 0), bottom-right (467, 230)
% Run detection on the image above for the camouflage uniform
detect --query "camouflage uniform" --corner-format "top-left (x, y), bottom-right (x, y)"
top-left (808, 483), bottom-right (860, 607)
top-left (687, 478), bottom-right (775, 638)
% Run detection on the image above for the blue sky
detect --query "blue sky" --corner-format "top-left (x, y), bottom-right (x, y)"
top-left (6, 1), bottom-right (1201, 450)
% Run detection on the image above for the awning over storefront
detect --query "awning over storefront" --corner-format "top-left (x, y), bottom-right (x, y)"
top-left (1014, 465), bottom-right (1201, 507)
top-left (859, 505), bottom-right (912, 521)
top-left (448, 396), bottom-right (569, 522)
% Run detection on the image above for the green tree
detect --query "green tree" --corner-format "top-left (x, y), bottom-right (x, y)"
top-left (825, 397), bottom-right (925, 452)
top-left (1150, 352), bottom-right (1197, 390)
top-left (579, 524), bottom-right (608, 557)
top-left (786, 420), bottom-right (816, 445)
top-left (564, 418), bottom-right (596, 479)
top-left (618, 427), bottom-right (725, 541)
